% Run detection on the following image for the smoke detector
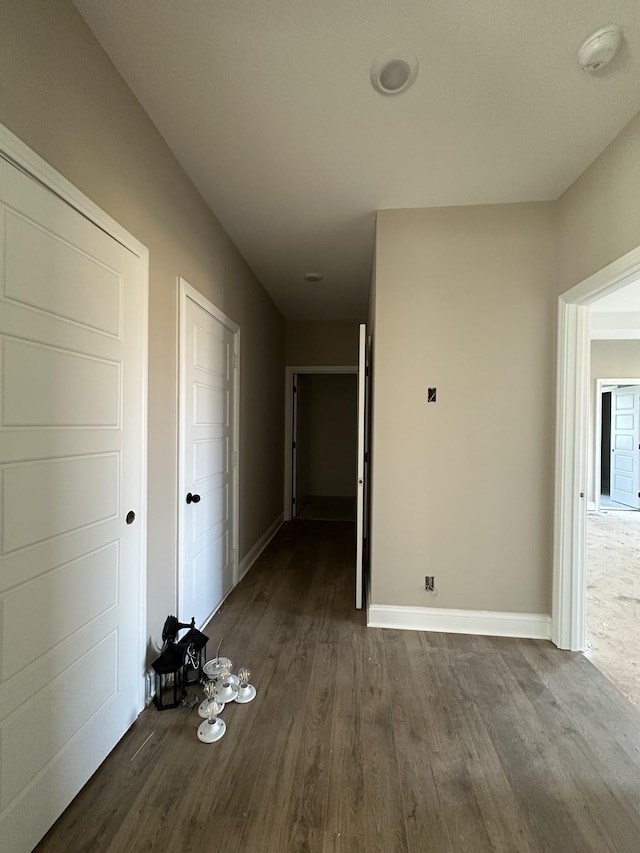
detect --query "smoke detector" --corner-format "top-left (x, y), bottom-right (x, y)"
top-left (578, 25), bottom-right (623, 72)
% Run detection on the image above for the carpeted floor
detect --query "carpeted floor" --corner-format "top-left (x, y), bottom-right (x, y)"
top-left (586, 509), bottom-right (640, 708)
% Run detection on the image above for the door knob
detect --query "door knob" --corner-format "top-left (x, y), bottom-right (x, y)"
top-left (186, 492), bottom-right (201, 504)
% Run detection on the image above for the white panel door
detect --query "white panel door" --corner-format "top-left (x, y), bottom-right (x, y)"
top-left (355, 324), bottom-right (367, 609)
top-left (0, 157), bottom-right (145, 852)
top-left (611, 386), bottom-right (640, 508)
top-left (180, 289), bottom-right (237, 629)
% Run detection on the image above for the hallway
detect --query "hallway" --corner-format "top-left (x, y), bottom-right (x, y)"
top-left (38, 521), bottom-right (640, 852)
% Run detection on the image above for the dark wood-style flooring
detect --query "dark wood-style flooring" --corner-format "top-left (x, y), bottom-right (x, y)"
top-left (37, 521), bottom-right (640, 852)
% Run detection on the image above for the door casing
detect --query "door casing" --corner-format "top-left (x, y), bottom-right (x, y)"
top-left (554, 244), bottom-right (640, 650)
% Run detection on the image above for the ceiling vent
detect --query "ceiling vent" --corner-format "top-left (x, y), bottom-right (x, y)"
top-left (578, 25), bottom-right (623, 72)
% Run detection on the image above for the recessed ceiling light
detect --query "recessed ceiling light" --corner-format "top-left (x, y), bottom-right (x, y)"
top-left (304, 273), bottom-right (323, 283)
top-left (371, 53), bottom-right (419, 95)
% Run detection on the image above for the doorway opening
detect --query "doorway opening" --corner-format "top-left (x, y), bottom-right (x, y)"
top-left (289, 370), bottom-right (358, 522)
top-left (595, 381), bottom-right (640, 511)
top-left (586, 369), bottom-right (640, 707)
top-left (554, 244), bottom-right (640, 652)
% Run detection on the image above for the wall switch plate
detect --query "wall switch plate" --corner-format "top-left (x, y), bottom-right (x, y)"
top-left (427, 388), bottom-right (437, 402)
top-left (424, 575), bottom-right (435, 591)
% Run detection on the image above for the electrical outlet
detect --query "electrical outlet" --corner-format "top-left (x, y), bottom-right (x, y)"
top-left (424, 575), bottom-right (435, 591)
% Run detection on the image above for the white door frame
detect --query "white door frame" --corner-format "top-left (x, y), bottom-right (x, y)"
top-left (0, 122), bottom-right (149, 710)
top-left (178, 278), bottom-right (240, 620)
top-left (283, 365), bottom-right (357, 521)
top-left (593, 379), bottom-right (640, 512)
top-left (355, 325), bottom-right (367, 610)
top-left (553, 245), bottom-right (640, 650)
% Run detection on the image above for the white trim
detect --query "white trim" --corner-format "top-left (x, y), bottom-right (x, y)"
top-left (553, 245), bottom-right (640, 650)
top-left (591, 328), bottom-right (640, 340)
top-left (552, 300), bottom-right (590, 650)
top-left (367, 605), bottom-right (551, 639)
top-left (0, 124), bottom-right (148, 261)
top-left (238, 514), bottom-right (284, 581)
top-left (355, 326), bottom-right (366, 609)
top-left (0, 121), bottom-right (149, 714)
top-left (177, 278), bottom-right (240, 627)
top-left (283, 365), bottom-right (358, 521)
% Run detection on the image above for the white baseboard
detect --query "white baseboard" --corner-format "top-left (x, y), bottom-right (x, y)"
top-left (367, 604), bottom-right (551, 640)
top-left (238, 513), bottom-right (284, 581)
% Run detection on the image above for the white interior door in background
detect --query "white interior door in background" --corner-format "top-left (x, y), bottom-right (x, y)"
top-left (611, 385), bottom-right (640, 508)
top-left (0, 152), bottom-right (147, 853)
top-left (179, 281), bottom-right (239, 629)
top-left (355, 323), bottom-right (368, 609)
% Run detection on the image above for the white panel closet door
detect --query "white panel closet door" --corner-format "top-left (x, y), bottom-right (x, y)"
top-left (611, 386), bottom-right (640, 509)
top-left (180, 292), bottom-right (237, 628)
top-left (0, 157), bottom-right (145, 853)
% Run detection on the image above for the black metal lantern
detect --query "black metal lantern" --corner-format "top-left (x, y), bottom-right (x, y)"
top-left (152, 644), bottom-right (187, 710)
top-left (180, 627), bottom-right (209, 686)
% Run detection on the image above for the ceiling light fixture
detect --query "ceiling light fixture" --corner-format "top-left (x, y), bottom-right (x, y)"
top-left (578, 25), bottom-right (623, 72)
top-left (371, 52), bottom-right (418, 95)
top-left (304, 273), bottom-right (323, 283)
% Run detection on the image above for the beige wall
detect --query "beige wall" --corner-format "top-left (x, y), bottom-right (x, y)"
top-left (370, 109), bottom-right (640, 618)
top-left (558, 112), bottom-right (640, 294)
top-left (588, 340), bottom-right (640, 504)
top-left (0, 0), bottom-right (285, 649)
top-left (372, 203), bottom-right (557, 613)
top-left (300, 374), bottom-right (357, 497)
top-left (286, 321), bottom-right (359, 365)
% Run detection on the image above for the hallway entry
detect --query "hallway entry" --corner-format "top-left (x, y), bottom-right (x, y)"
top-left (292, 372), bottom-right (358, 522)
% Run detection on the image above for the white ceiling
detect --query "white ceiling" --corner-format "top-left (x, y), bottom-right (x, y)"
top-left (72, 0), bottom-right (640, 321)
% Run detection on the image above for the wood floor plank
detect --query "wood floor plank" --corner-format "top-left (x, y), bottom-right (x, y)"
top-left (520, 640), bottom-right (640, 768)
top-left (285, 641), bottom-right (338, 847)
top-left (35, 521), bottom-right (640, 853)
top-left (413, 651), bottom-right (497, 853)
top-left (383, 629), bottom-right (456, 853)
top-left (501, 645), bottom-right (640, 842)
top-left (240, 542), bottom-right (329, 851)
top-left (325, 619), bottom-right (365, 837)
top-left (361, 627), bottom-right (409, 853)
top-left (455, 647), bottom-right (626, 852)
